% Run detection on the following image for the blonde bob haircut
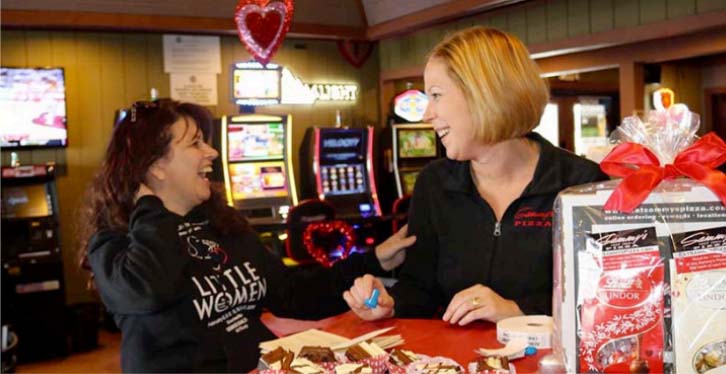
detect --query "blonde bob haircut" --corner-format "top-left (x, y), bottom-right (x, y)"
top-left (427, 27), bottom-right (549, 144)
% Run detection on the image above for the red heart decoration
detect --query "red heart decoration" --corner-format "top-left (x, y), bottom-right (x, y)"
top-left (302, 220), bottom-right (356, 267)
top-left (246, 11), bottom-right (281, 48)
top-left (337, 40), bottom-right (374, 69)
top-left (234, 0), bottom-right (294, 66)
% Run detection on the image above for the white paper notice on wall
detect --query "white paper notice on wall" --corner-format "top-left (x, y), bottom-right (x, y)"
top-left (170, 73), bottom-right (218, 106)
top-left (163, 34), bottom-right (221, 74)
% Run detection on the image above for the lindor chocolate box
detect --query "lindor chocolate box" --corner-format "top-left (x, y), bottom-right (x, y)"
top-left (552, 179), bottom-right (726, 373)
top-left (579, 227), bottom-right (664, 373)
top-left (670, 226), bottom-right (726, 374)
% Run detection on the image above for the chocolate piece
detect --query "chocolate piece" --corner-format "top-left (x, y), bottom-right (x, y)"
top-left (335, 363), bottom-right (373, 374)
top-left (415, 362), bottom-right (463, 373)
top-left (629, 359), bottom-right (649, 374)
top-left (476, 356), bottom-right (510, 373)
top-left (289, 357), bottom-right (326, 374)
top-left (261, 346), bottom-right (295, 369)
top-left (345, 344), bottom-right (371, 362)
top-left (389, 349), bottom-right (418, 366)
top-left (299, 345), bottom-right (336, 363)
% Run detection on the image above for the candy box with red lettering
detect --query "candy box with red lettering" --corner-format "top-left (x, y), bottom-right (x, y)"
top-left (549, 104), bottom-right (726, 373)
top-left (551, 178), bottom-right (726, 373)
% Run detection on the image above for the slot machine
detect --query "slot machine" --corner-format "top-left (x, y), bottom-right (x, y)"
top-left (391, 124), bottom-right (442, 198)
top-left (300, 126), bottom-right (381, 219)
top-left (1, 164), bottom-right (68, 362)
top-left (216, 114), bottom-right (297, 224)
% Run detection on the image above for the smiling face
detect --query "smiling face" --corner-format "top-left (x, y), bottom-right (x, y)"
top-left (423, 57), bottom-right (481, 161)
top-left (149, 117), bottom-right (219, 215)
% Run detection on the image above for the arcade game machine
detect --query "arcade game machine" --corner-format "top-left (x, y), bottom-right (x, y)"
top-left (300, 126), bottom-right (381, 218)
top-left (379, 89), bottom-right (442, 224)
top-left (216, 114), bottom-right (298, 225)
top-left (299, 126), bottom-right (386, 251)
top-left (391, 124), bottom-right (441, 198)
top-left (1, 164), bottom-right (68, 362)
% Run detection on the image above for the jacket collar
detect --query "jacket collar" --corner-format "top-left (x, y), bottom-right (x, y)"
top-left (443, 132), bottom-right (568, 197)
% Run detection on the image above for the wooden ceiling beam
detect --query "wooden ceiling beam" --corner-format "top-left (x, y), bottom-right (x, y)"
top-left (379, 26), bottom-right (726, 82)
top-left (0, 9), bottom-right (366, 40)
top-left (366, 0), bottom-right (524, 40)
top-left (529, 10), bottom-right (726, 59)
top-left (536, 27), bottom-right (726, 77)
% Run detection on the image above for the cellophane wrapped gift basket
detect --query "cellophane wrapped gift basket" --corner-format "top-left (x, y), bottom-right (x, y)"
top-left (550, 104), bottom-right (726, 374)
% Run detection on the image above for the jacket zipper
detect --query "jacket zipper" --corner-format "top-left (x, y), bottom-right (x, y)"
top-left (493, 221), bottom-right (502, 236)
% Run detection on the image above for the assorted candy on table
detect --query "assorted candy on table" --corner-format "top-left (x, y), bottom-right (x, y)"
top-left (468, 355), bottom-right (513, 374)
top-left (335, 362), bottom-right (373, 374)
top-left (344, 342), bottom-right (389, 374)
top-left (299, 346), bottom-right (339, 372)
top-left (387, 349), bottom-right (423, 374)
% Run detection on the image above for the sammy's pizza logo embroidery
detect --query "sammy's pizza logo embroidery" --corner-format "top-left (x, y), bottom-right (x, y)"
top-left (187, 236), bottom-right (229, 271)
top-left (514, 206), bottom-right (553, 228)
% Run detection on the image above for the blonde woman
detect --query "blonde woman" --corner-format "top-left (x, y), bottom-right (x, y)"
top-left (344, 27), bottom-right (608, 324)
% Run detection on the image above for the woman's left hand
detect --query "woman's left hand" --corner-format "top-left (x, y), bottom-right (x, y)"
top-left (442, 284), bottom-right (523, 325)
top-left (375, 224), bottom-right (417, 271)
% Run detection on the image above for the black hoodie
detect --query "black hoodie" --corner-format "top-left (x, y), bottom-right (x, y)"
top-left (390, 132), bottom-right (609, 317)
top-left (88, 196), bottom-right (384, 372)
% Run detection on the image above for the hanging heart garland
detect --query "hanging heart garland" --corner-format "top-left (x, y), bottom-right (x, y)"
top-left (234, 0), bottom-right (294, 66)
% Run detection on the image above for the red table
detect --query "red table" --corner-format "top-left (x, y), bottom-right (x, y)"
top-left (262, 311), bottom-right (548, 373)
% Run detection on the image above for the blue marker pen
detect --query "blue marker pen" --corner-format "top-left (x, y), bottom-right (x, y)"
top-left (364, 289), bottom-right (380, 309)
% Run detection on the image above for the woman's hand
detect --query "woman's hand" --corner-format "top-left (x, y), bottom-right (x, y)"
top-left (134, 183), bottom-right (154, 204)
top-left (375, 224), bottom-right (416, 271)
top-left (343, 274), bottom-right (395, 321)
top-left (442, 284), bottom-right (522, 325)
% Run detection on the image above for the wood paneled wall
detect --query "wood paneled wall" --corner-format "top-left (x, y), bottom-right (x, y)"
top-left (379, 0), bottom-right (725, 71)
top-left (1, 30), bottom-right (380, 304)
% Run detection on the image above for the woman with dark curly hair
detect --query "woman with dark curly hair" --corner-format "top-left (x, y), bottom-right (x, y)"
top-left (78, 99), bottom-right (415, 373)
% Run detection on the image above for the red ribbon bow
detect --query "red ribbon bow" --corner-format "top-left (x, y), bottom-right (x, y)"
top-left (600, 132), bottom-right (726, 213)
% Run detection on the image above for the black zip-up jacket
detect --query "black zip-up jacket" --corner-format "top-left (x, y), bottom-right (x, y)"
top-left (390, 132), bottom-right (609, 317)
top-left (88, 196), bottom-right (384, 373)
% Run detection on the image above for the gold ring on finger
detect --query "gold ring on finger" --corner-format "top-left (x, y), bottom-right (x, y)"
top-left (470, 297), bottom-right (481, 308)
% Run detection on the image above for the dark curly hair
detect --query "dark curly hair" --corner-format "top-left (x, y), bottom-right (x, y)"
top-left (77, 99), bottom-right (249, 275)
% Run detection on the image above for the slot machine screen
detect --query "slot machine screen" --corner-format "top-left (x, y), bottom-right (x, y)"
top-left (320, 164), bottom-right (366, 196)
top-left (228, 123), bottom-right (284, 161)
top-left (397, 128), bottom-right (437, 158)
top-left (228, 161), bottom-right (289, 200)
top-left (1, 184), bottom-right (52, 218)
top-left (0, 67), bottom-right (68, 148)
top-left (400, 171), bottom-right (420, 195)
top-left (320, 130), bottom-right (365, 165)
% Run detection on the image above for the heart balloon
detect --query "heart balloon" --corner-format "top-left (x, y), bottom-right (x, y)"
top-left (234, 0), bottom-right (294, 66)
top-left (337, 40), bottom-right (374, 69)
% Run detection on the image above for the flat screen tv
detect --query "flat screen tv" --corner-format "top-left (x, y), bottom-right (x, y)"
top-left (397, 128), bottom-right (437, 158)
top-left (0, 67), bottom-right (68, 148)
top-left (227, 122), bottom-right (284, 161)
